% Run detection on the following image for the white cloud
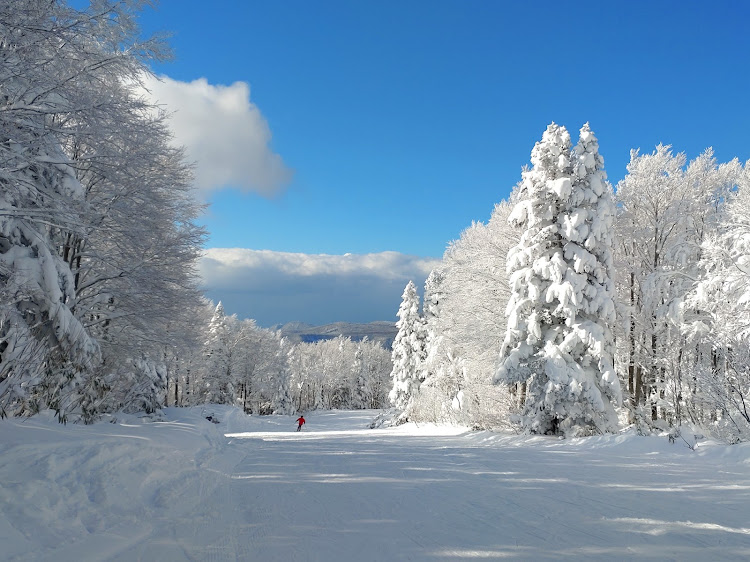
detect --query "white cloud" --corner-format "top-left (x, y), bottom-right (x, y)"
top-left (198, 249), bottom-right (441, 327)
top-left (139, 74), bottom-right (292, 198)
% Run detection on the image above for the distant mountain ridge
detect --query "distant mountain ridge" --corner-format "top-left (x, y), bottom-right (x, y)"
top-left (273, 321), bottom-right (397, 348)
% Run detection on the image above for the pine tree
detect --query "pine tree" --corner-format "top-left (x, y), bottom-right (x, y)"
top-left (495, 123), bottom-right (621, 435)
top-left (389, 281), bottom-right (426, 415)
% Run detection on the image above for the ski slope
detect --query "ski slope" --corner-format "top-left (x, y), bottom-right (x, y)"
top-left (1, 406), bottom-right (749, 561)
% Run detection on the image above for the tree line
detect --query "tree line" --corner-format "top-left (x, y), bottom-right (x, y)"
top-left (390, 123), bottom-right (750, 443)
top-left (167, 302), bottom-right (392, 416)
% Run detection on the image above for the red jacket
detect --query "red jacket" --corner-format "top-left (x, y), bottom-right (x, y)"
top-left (296, 416), bottom-right (305, 425)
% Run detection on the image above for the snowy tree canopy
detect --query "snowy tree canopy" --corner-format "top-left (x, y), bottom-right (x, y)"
top-left (412, 201), bottom-right (520, 428)
top-left (689, 163), bottom-right (750, 343)
top-left (0, 0), bottom-right (204, 421)
top-left (613, 145), bottom-right (742, 429)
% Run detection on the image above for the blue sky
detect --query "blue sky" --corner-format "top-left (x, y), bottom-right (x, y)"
top-left (123, 0), bottom-right (750, 326)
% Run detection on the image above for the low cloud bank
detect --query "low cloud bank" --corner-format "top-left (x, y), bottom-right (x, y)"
top-left (199, 249), bottom-right (441, 327)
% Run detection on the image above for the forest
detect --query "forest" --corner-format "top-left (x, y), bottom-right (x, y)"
top-left (396, 123), bottom-right (750, 445)
top-left (2, 1), bottom-right (750, 444)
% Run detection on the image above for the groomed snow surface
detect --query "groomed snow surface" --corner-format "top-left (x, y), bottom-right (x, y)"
top-left (1, 407), bottom-right (749, 561)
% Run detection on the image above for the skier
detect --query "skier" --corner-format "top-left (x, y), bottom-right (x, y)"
top-left (296, 415), bottom-right (306, 432)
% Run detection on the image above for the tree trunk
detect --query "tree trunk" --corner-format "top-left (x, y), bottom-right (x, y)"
top-left (634, 366), bottom-right (642, 408)
top-left (185, 369), bottom-right (190, 406)
top-left (651, 328), bottom-right (659, 421)
top-left (675, 346), bottom-right (683, 422)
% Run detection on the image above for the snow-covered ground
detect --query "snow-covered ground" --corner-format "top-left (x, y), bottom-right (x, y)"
top-left (1, 407), bottom-right (749, 561)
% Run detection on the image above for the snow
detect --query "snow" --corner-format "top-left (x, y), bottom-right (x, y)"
top-left (549, 177), bottom-right (572, 200)
top-left (2, 407), bottom-right (750, 561)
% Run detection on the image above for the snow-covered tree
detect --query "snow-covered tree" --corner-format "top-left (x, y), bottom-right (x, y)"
top-left (103, 357), bottom-right (167, 415)
top-left (413, 201), bottom-right (520, 428)
top-left (613, 146), bottom-right (740, 427)
top-left (690, 163), bottom-right (750, 341)
top-left (0, 132), bottom-right (100, 419)
top-left (285, 335), bottom-right (390, 413)
top-left (684, 160), bottom-right (750, 441)
top-left (67, 80), bottom-right (205, 359)
top-left (0, 0), bottom-right (204, 421)
top-left (423, 269), bottom-right (444, 349)
top-left (495, 123), bottom-right (621, 436)
top-left (229, 320), bottom-right (289, 414)
top-left (0, 0), bottom-right (136, 418)
top-left (196, 302), bottom-right (235, 404)
top-left (389, 281), bottom-right (426, 415)
top-left (270, 339), bottom-right (294, 415)
top-left (357, 338), bottom-right (393, 409)
top-left (351, 340), bottom-right (372, 410)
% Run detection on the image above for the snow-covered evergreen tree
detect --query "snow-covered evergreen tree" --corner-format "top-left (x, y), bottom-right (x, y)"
top-left (389, 281), bottom-right (426, 416)
top-left (495, 123), bottom-right (621, 436)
